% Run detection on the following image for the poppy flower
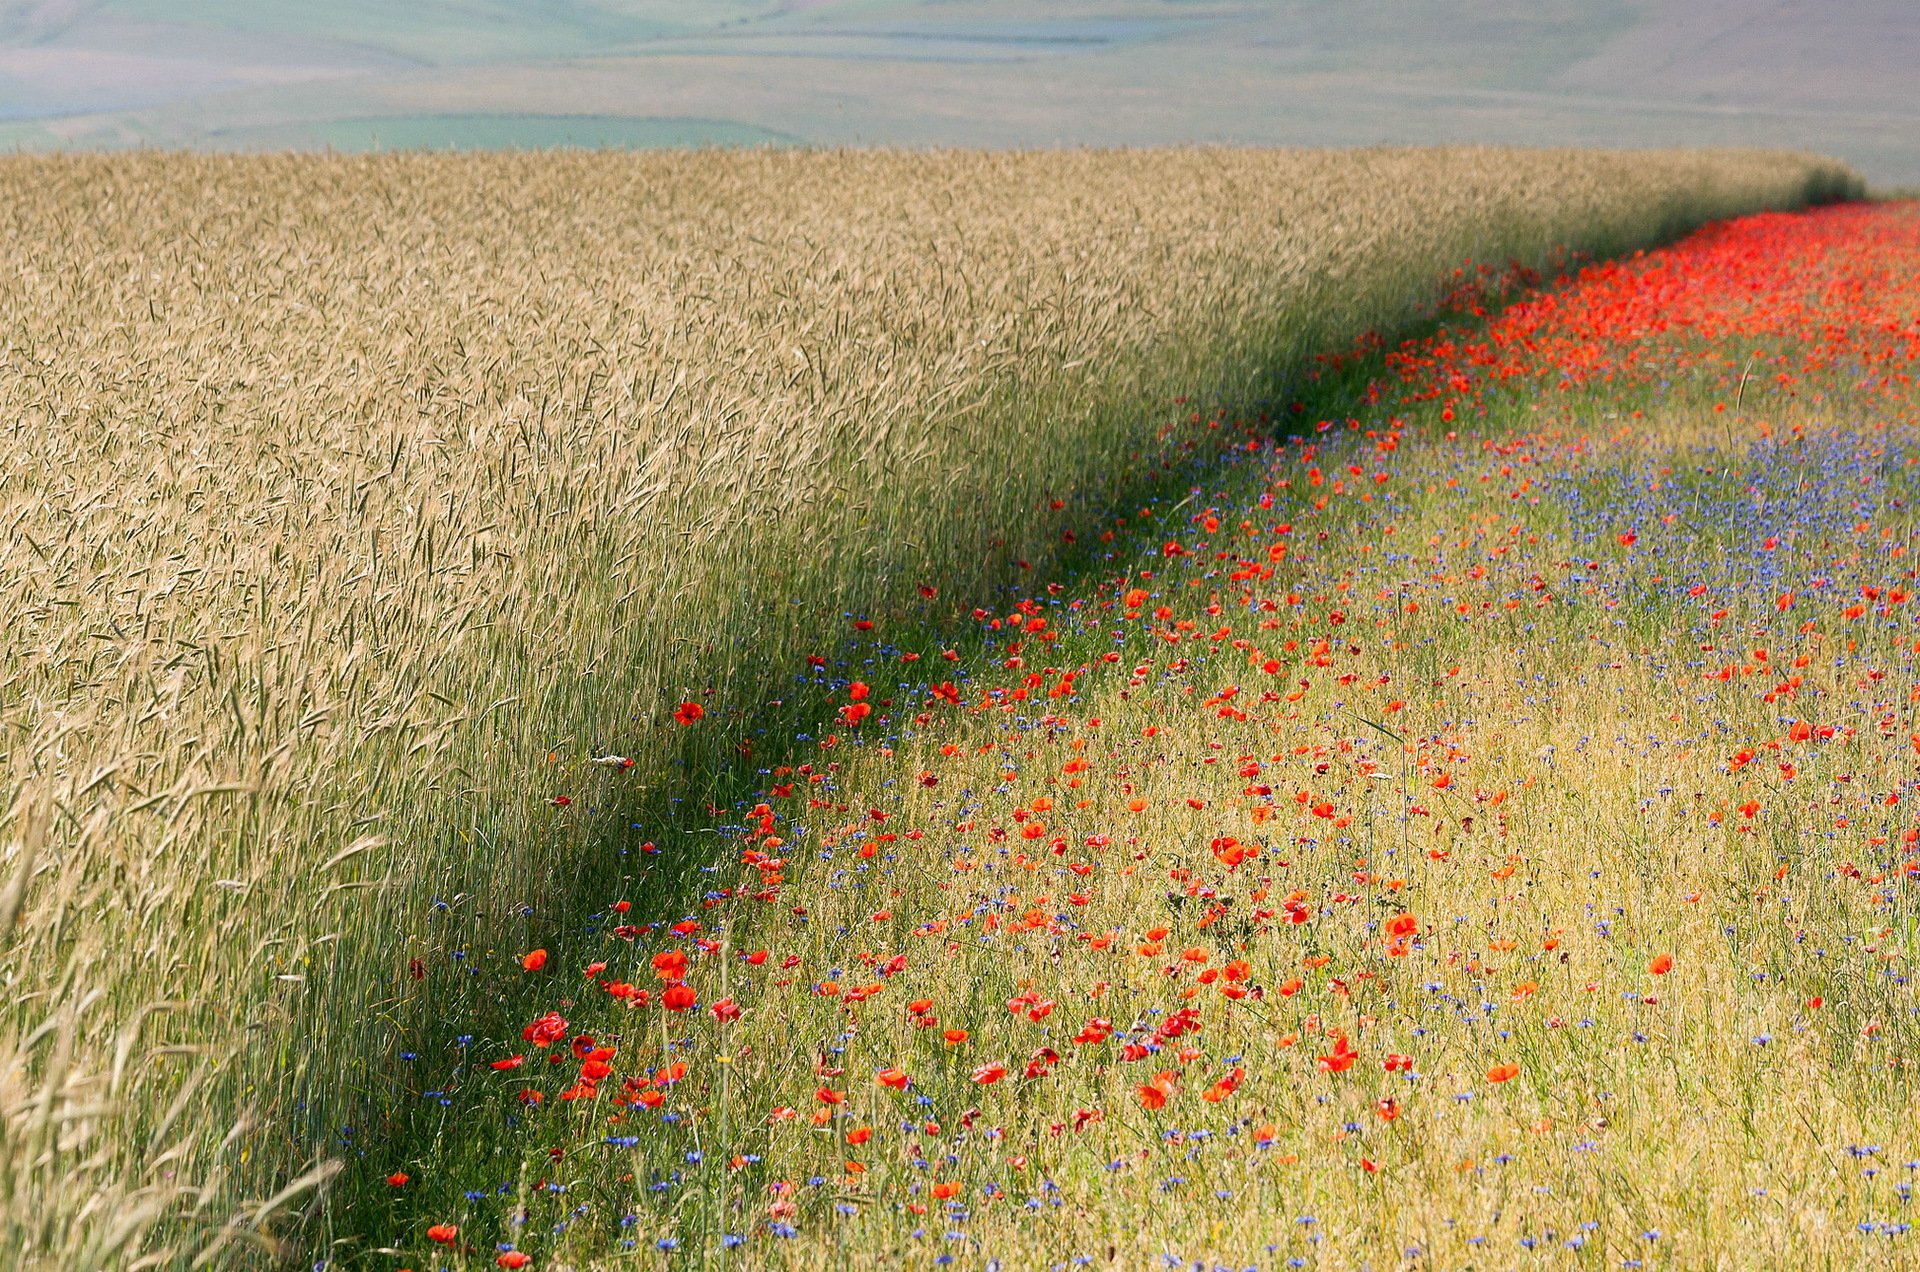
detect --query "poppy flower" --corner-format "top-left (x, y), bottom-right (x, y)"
top-left (1202, 1067), bottom-right (1244, 1102)
top-left (1315, 1030), bottom-right (1360, 1073)
top-left (673, 701), bottom-right (704, 725)
top-left (427, 1224), bottom-right (458, 1245)
top-left (1487, 1063), bottom-right (1521, 1083)
top-left (520, 949), bottom-right (547, 972)
top-left (522, 1013), bottom-right (567, 1048)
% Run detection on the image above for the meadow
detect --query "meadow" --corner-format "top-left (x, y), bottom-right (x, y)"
top-left (0, 147), bottom-right (1870, 1268)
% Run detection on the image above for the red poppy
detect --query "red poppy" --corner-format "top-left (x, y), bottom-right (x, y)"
top-left (1318, 1034), bottom-right (1358, 1073)
top-left (521, 1012), bottom-right (567, 1048)
top-left (1137, 1070), bottom-right (1176, 1109)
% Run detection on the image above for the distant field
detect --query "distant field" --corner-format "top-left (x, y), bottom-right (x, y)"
top-left (0, 1), bottom-right (1913, 182)
top-left (205, 113), bottom-right (793, 151)
top-left (0, 147), bottom-right (1856, 1267)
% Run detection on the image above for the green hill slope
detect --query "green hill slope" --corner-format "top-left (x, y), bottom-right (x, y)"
top-left (0, 1), bottom-right (1913, 182)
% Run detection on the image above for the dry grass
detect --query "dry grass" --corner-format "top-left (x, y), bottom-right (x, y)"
top-left (0, 147), bottom-right (1857, 1267)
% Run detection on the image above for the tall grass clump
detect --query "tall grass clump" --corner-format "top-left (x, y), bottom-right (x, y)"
top-left (0, 146), bottom-right (1858, 1266)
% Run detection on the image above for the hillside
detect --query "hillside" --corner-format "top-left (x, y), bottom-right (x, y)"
top-left (0, 1), bottom-right (1914, 182)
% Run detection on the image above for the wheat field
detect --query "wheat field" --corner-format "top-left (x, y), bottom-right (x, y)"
top-left (0, 147), bottom-right (1861, 1267)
